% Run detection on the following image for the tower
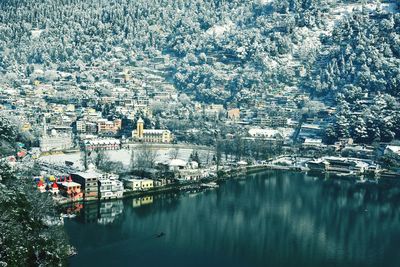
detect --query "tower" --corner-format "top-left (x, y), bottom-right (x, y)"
top-left (137, 117), bottom-right (144, 139)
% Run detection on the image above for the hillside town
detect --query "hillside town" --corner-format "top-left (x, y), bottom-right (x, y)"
top-left (0, 0), bottom-right (399, 266)
top-left (0, 50), bottom-right (398, 207)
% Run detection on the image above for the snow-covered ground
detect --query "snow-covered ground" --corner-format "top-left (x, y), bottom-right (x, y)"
top-left (264, 1), bottom-right (398, 72)
top-left (39, 148), bottom-right (214, 170)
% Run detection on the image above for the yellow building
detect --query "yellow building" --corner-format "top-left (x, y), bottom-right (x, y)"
top-left (21, 122), bottom-right (31, 132)
top-left (136, 118), bottom-right (144, 139)
top-left (125, 178), bottom-right (154, 191)
top-left (141, 179), bottom-right (154, 189)
top-left (66, 104), bottom-right (75, 112)
top-left (132, 117), bottom-right (172, 143)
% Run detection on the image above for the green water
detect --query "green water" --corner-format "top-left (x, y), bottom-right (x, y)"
top-left (64, 171), bottom-right (400, 267)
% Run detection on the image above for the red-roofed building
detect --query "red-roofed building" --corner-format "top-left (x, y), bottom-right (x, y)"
top-left (50, 182), bottom-right (59, 195)
top-left (37, 180), bottom-right (46, 193)
top-left (58, 181), bottom-right (83, 201)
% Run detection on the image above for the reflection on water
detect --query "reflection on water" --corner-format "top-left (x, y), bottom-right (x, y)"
top-left (132, 196), bottom-right (153, 207)
top-left (64, 200), bottom-right (124, 224)
top-left (64, 171), bottom-right (400, 267)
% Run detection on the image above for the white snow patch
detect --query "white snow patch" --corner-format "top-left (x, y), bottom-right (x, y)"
top-left (324, 2), bottom-right (397, 36)
top-left (39, 148), bottom-right (214, 170)
top-left (31, 29), bottom-right (43, 38)
top-left (206, 21), bottom-right (235, 37)
top-left (257, 0), bottom-right (273, 5)
top-left (332, 2), bottom-right (397, 19)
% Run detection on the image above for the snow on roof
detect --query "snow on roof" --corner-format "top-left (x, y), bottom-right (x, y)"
top-left (386, 145), bottom-right (400, 155)
top-left (169, 159), bottom-right (187, 167)
top-left (85, 139), bottom-right (120, 145)
top-left (248, 128), bottom-right (279, 137)
top-left (59, 181), bottom-right (81, 187)
top-left (301, 124), bottom-right (321, 130)
top-left (303, 138), bottom-right (322, 143)
top-left (143, 129), bottom-right (170, 134)
top-left (72, 170), bottom-right (101, 179)
top-left (257, 0), bottom-right (273, 5)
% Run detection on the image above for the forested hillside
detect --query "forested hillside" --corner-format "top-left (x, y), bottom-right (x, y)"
top-left (0, 0), bottom-right (339, 103)
top-left (0, 0), bottom-right (399, 143)
top-left (306, 4), bottom-right (400, 143)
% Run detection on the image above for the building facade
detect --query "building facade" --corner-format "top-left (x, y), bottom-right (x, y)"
top-left (71, 170), bottom-right (101, 200)
top-left (132, 117), bottom-right (172, 143)
top-left (83, 138), bottom-right (121, 151)
top-left (40, 125), bottom-right (74, 152)
top-left (124, 178), bottom-right (154, 191)
top-left (97, 118), bottom-right (122, 135)
top-left (98, 177), bottom-right (124, 200)
top-left (58, 177), bottom-right (83, 201)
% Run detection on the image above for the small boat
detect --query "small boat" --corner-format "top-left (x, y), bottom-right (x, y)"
top-left (156, 232), bottom-right (165, 238)
top-left (200, 182), bottom-right (219, 188)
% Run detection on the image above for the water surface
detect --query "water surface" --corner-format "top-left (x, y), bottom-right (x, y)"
top-left (64, 171), bottom-right (400, 267)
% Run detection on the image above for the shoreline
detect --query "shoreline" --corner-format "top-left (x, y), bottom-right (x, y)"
top-left (58, 162), bottom-right (393, 207)
top-left (58, 164), bottom-right (275, 206)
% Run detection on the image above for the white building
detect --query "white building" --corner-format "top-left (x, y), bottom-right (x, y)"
top-left (98, 176), bottom-right (124, 200)
top-left (248, 128), bottom-right (282, 138)
top-left (168, 159), bottom-right (203, 181)
top-left (40, 126), bottom-right (74, 152)
top-left (168, 159), bottom-right (187, 172)
top-left (83, 138), bottom-right (121, 151)
top-left (248, 127), bottom-right (294, 141)
top-left (76, 120), bottom-right (86, 133)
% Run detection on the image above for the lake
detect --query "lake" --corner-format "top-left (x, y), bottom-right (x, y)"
top-left (64, 171), bottom-right (400, 267)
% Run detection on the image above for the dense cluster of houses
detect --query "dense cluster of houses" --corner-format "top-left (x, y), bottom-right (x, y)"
top-left (0, 53), bottom-right (182, 154)
top-left (35, 165), bottom-right (124, 202)
top-left (34, 154), bottom-right (215, 203)
top-left (305, 144), bottom-right (400, 178)
top-left (0, 49), bottom-right (330, 156)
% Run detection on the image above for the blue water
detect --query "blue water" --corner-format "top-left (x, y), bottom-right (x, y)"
top-left (64, 171), bottom-right (400, 267)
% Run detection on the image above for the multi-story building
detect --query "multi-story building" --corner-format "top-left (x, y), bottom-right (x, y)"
top-left (57, 176), bottom-right (83, 201)
top-left (83, 138), bottom-right (121, 151)
top-left (98, 176), bottom-right (124, 200)
top-left (76, 120), bottom-right (86, 133)
top-left (124, 178), bottom-right (154, 191)
top-left (131, 117), bottom-right (172, 143)
top-left (71, 170), bottom-right (101, 200)
top-left (97, 118), bottom-right (122, 135)
top-left (40, 124), bottom-right (74, 152)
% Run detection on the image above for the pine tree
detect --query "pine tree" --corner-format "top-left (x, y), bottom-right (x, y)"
top-left (353, 117), bottom-right (368, 143)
